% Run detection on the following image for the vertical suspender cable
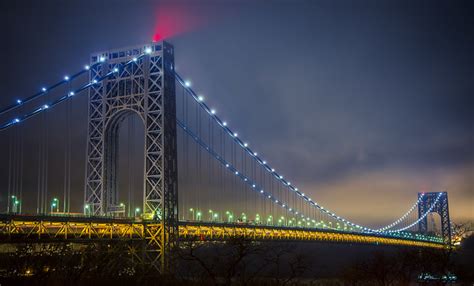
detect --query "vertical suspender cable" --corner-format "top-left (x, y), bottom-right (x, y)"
top-left (206, 112), bottom-right (210, 217)
top-left (127, 117), bottom-right (132, 217)
top-left (197, 103), bottom-right (201, 219)
top-left (244, 151), bottom-right (247, 217)
top-left (12, 128), bottom-right (19, 212)
top-left (36, 121), bottom-right (41, 214)
top-left (7, 130), bottom-right (13, 213)
top-left (63, 96), bottom-right (71, 213)
top-left (181, 86), bottom-right (185, 220)
top-left (67, 98), bottom-right (71, 213)
top-left (18, 126), bottom-right (24, 214)
top-left (43, 108), bottom-right (49, 214)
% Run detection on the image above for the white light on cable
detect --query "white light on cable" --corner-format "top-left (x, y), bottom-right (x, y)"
top-left (41, 87), bottom-right (47, 92)
top-left (210, 109), bottom-right (216, 114)
top-left (271, 169), bottom-right (275, 172)
top-left (16, 99), bottom-right (22, 104)
top-left (43, 104), bottom-right (49, 109)
top-left (233, 132), bottom-right (238, 137)
top-left (222, 121), bottom-right (227, 126)
top-left (145, 47), bottom-right (152, 54)
top-left (243, 143), bottom-right (248, 147)
top-left (113, 67), bottom-right (119, 72)
top-left (132, 57), bottom-right (138, 62)
top-left (64, 76), bottom-right (70, 81)
top-left (92, 79), bottom-right (98, 84)
top-left (184, 81), bottom-right (191, 87)
top-left (197, 95), bottom-right (204, 101)
top-left (69, 91), bottom-right (75, 97)
top-left (254, 152), bottom-right (258, 156)
top-left (99, 56), bottom-right (106, 62)
top-left (13, 118), bottom-right (20, 123)
top-left (262, 161), bottom-right (267, 164)
top-left (84, 65), bottom-right (90, 70)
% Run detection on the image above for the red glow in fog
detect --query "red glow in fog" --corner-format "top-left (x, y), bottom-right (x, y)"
top-left (152, 3), bottom-right (209, 41)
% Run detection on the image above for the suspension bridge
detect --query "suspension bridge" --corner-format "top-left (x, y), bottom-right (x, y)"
top-left (0, 42), bottom-right (452, 272)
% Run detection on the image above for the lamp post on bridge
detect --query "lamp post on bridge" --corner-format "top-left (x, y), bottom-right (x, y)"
top-left (119, 203), bottom-right (125, 217)
top-left (50, 198), bottom-right (59, 214)
top-left (267, 215), bottom-right (273, 226)
top-left (241, 212), bottom-right (247, 223)
top-left (208, 210), bottom-right (214, 222)
top-left (189, 208), bottom-right (195, 221)
top-left (10, 195), bottom-right (21, 214)
top-left (196, 211), bottom-right (202, 221)
top-left (135, 207), bottom-right (141, 217)
top-left (225, 211), bottom-right (234, 223)
top-left (255, 213), bottom-right (261, 225)
top-left (84, 204), bottom-right (90, 216)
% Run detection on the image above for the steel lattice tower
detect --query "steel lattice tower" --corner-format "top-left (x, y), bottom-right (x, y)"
top-left (84, 42), bottom-right (178, 271)
top-left (418, 192), bottom-right (451, 244)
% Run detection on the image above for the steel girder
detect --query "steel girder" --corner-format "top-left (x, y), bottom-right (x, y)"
top-left (0, 216), bottom-right (444, 249)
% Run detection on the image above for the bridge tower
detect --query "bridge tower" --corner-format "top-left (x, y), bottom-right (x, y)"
top-left (84, 42), bottom-right (178, 271)
top-left (418, 192), bottom-right (451, 244)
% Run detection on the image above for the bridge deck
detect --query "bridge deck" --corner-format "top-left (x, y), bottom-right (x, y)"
top-left (0, 215), bottom-right (444, 249)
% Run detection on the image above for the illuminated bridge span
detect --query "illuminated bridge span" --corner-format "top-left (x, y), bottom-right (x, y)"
top-left (0, 42), bottom-right (451, 272)
top-left (0, 215), bottom-right (442, 249)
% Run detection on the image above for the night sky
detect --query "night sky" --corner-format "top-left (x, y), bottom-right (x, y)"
top-left (0, 0), bottom-right (472, 225)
